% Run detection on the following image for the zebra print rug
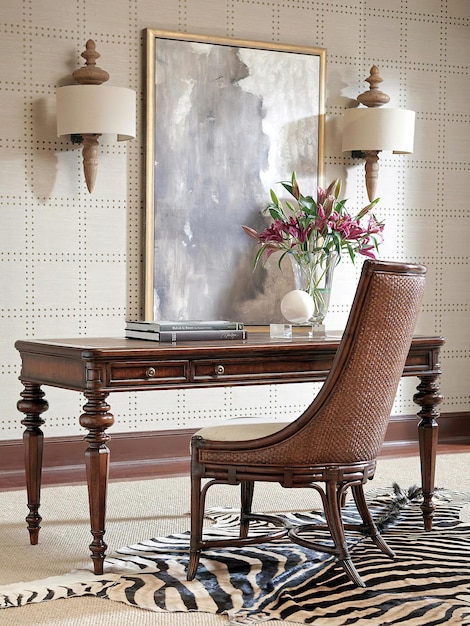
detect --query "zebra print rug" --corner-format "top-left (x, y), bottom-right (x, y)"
top-left (2, 485), bottom-right (470, 624)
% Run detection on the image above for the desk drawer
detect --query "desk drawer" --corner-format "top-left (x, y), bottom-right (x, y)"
top-left (109, 360), bottom-right (190, 386)
top-left (192, 356), bottom-right (330, 384)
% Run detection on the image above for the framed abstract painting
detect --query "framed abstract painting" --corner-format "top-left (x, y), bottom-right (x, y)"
top-left (144, 29), bottom-right (326, 323)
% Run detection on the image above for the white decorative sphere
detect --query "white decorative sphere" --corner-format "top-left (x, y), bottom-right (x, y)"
top-left (280, 290), bottom-right (314, 324)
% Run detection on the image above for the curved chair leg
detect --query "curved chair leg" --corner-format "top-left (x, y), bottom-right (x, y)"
top-left (240, 480), bottom-right (255, 539)
top-left (352, 484), bottom-right (395, 558)
top-left (187, 551), bottom-right (200, 581)
top-left (187, 473), bottom-right (204, 581)
top-left (339, 558), bottom-right (366, 588)
top-left (323, 482), bottom-right (366, 588)
top-left (289, 481), bottom-right (366, 587)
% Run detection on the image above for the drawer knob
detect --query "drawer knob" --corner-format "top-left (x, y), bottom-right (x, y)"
top-left (146, 367), bottom-right (156, 378)
top-left (214, 364), bottom-right (225, 375)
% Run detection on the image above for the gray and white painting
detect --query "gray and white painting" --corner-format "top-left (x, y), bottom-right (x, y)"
top-left (152, 38), bottom-right (321, 323)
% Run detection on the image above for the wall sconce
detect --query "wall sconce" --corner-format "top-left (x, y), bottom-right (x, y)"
top-left (56, 40), bottom-right (136, 193)
top-left (342, 66), bottom-right (415, 202)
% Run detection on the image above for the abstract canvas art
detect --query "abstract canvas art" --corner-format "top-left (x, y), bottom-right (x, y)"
top-left (145, 30), bottom-right (326, 323)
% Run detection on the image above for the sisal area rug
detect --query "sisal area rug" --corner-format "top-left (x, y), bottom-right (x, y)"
top-left (1, 485), bottom-right (470, 625)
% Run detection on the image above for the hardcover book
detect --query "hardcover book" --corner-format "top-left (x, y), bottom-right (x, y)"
top-left (125, 320), bottom-right (244, 332)
top-left (125, 328), bottom-right (247, 342)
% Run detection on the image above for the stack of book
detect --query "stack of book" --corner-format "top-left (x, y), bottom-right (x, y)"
top-left (125, 320), bottom-right (246, 342)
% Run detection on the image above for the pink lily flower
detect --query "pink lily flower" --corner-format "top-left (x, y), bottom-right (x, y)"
top-left (242, 172), bottom-right (384, 269)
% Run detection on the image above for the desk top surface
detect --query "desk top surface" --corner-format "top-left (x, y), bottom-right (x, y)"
top-left (15, 330), bottom-right (339, 355)
top-left (15, 330), bottom-right (444, 357)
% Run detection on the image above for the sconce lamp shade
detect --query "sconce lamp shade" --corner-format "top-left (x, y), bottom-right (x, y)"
top-left (56, 85), bottom-right (136, 140)
top-left (341, 106), bottom-right (415, 202)
top-left (342, 108), bottom-right (415, 154)
top-left (342, 66), bottom-right (416, 202)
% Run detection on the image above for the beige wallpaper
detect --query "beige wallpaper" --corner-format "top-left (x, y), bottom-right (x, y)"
top-left (0, 0), bottom-right (469, 440)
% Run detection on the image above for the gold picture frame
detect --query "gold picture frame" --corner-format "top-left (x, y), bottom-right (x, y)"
top-left (145, 29), bottom-right (326, 323)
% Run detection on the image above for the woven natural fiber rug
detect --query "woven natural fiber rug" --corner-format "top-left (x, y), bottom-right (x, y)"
top-left (2, 486), bottom-right (470, 625)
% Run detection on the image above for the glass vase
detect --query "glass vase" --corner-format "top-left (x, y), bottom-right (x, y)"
top-left (290, 251), bottom-right (338, 335)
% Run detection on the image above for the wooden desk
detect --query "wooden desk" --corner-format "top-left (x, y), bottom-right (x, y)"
top-left (15, 333), bottom-right (444, 575)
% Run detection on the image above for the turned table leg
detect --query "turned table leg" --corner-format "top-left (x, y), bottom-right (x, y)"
top-left (17, 383), bottom-right (49, 545)
top-left (80, 391), bottom-right (114, 575)
top-left (414, 373), bottom-right (443, 531)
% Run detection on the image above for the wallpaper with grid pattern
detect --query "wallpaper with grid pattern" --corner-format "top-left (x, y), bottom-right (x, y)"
top-left (0, 0), bottom-right (468, 439)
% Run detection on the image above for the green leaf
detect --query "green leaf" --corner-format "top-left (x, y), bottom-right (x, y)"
top-left (265, 202), bottom-right (285, 221)
top-left (281, 181), bottom-right (295, 198)
top-left (278, 249), bottom-right (290, 269)
top-left (299, 196), bottom-right (316, 214)
top-left (267, 208), bottom-right (280, 220)
top-left (270, 189), bottom-right (280, 206)
top-left (253, 246), bottom-right (266, 269)
top-left (285, 200), bottom-right (296, 214)
top-left (345, 242), bottom-right (355, 264)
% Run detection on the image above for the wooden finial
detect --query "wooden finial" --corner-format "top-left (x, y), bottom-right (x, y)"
top-left (70, 40), bottom-right (110, 192)
top-left (356, 66), bottom-right (390, 108)
top-left (81, 135), bottom-right (100, 193)
top-left (72, 40), bottom-right (109, 86)
top-left (364, 152), bottom-right (379, 202)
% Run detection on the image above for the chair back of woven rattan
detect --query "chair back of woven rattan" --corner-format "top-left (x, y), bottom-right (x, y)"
top-left (292, 259), bottom-right (426, 464)
top-left (197, 260), bottom-right (426, 468)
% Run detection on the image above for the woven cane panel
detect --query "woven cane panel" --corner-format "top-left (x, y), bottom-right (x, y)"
top-left (0, 0), bottom-right (468, 439)
top-left (199, 271), bottom-right (425, 467)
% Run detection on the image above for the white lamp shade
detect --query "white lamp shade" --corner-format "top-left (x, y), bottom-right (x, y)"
top-left (342, 107), bottom-right (415, 153)
top-left (56, 85), bottom-right (136, 140)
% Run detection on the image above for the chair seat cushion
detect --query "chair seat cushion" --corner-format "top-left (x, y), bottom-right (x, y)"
top-left (194, 417), bottom-right (292, 442)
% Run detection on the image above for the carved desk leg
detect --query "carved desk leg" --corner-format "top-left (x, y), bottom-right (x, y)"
top-left (80, 391), bottom-right (114, 575)
top-left (414, 373), bottom-right (443, 531)
top-left (17, 383), bottom-right (49, 545)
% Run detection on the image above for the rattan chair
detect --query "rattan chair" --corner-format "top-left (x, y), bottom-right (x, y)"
top-left (187, 259), bottom-right (426, 587)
